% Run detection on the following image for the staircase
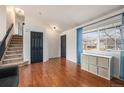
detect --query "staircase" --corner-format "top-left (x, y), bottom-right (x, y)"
top-left (2, 35), bottom-right (23, 66)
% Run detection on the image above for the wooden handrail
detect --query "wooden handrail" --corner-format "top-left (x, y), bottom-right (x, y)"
top-left (0, 24), bottom-right (13, 60)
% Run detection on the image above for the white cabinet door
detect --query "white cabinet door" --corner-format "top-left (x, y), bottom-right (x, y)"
top-left (98, 67), bottom-right (109, 79)
top-left (81, 62), bottom-right (89, 71)
top-left (89, 64), bottom-right (97, 75)
top-left (82, 55), bottom-right (89, 63)
top-left (89, 56), bottom-right (97, 65)
top-left (98, 57), bottom-right (109, 68)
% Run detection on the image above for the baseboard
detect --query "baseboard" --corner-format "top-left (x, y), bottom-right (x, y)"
top-left (19, 61), bottom-right (29, 67)
top-left (49, 57), bottom-right (60, 59)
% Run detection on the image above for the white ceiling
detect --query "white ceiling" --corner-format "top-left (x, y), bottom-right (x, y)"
top-left (14, 5), bottom-right (124, 32)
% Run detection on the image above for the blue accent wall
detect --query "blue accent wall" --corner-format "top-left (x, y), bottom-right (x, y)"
top-left (120, 13), bottom-right (124, 80)
top-left (76, 28), bottom-right (83, 65)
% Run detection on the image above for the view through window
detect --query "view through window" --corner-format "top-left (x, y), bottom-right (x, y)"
top-left (83, 26), bottom-right (121, 51)
top-left (83, 31), bottom-right (98, 51)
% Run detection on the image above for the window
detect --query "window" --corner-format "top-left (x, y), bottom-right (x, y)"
top-left (100, 28), bottom-right (116, 51)
top-left (83, 26), bottom-right (121, 51)
top-left (116, 28), bottom-right (121, 50)
top-left (83, 31), bottom-right (98, 51)
top-left (99, 27), bottom-right (121, 51)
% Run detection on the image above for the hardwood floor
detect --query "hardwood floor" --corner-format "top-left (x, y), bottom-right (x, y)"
top-left (19, 58), bottom-right (124, 87)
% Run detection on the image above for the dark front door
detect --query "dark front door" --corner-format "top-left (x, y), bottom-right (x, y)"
top-left (61, 35), bottom-right (66, 58)
top-left (31, 32), bottom-right (43, 63)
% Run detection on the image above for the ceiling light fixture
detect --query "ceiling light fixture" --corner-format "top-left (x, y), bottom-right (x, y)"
top-left (53, 26), bottom-right (56, 30)
top-left (50, 25), bottom-right (57, 31)
top-left (52, 26), bottom-right (57, 31)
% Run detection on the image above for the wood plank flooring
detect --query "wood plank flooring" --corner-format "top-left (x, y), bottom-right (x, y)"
top-left (19, 58), bottom-right (124, 87)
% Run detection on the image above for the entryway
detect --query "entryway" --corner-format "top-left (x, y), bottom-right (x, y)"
top-left (31, 32), bottom-right (43, 63)
top-left (61, 35), bottom-right (66, 58)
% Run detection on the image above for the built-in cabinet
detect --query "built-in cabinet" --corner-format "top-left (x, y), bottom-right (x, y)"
top-left (81, 53), bottom-right (113, 80)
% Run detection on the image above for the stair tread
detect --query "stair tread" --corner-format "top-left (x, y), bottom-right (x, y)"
top-left (3, 61), bottom-right (23, 64)
top-left (5, 51), bottom-right (22, 55)
top-left (3, 57), bottom-right (23, 61)
top-left (1, 61), bottom-right (24, 66)
top-left (9, 43), bottom-right (22, 44)
top-left (6, 50), bottom-right (22, 52)
top-left (6, 49), bottom-right (22, 51)
top-left (5, 54), bottom-right (22, 56)
top-left (5, 53), bottom-right (22, 56)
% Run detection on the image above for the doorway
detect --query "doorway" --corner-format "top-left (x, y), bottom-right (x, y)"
top-left (31, 32), bottom-right (43, 63)
top-left (61, 35), bottom-right (66, 58)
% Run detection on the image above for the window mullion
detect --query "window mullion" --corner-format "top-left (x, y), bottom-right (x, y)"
top-left (98, 29), bottom-right (100, 51)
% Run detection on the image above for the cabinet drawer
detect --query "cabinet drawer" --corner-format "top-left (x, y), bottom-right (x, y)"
top-left (98, 67), bottom-right (109, 79)
top-left (81, 62), bottom-right (88, 71)
top-left (89, 56), bottom-right (97, 65)
top-left (89, 64), bottom-right (97, 75)
top-left (98, 57), bottom-right (109, 68)
top-left (82, 55), bottom-right (88, 63)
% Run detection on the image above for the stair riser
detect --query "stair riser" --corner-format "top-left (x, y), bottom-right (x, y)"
top-left (11, 39), bottom-right (23, 41)
top-left (11, 38), bottom-right (23, 41)
top-left (12, 36), bottom-right (22, 37)
top-left (11, 40), bottom-right (23, 42)
top-left (13, 36), bottom-right (22, 37)
top-left (10, 43), bottom-right (23, 45)
top-left (7, 48), bottom-right (23, 51)
top-left (11, 38), bottom-right (23, 40)
top-left (7, 47), bottom-right (23, 50)
top-left (13, 36), bottom-right (23, 38)
top-left (8, 46), bottom-right (23, 48)
top-left (9, 44), bottom-right (23, 47)
top-left (10, 41), bottom-right (23, 43)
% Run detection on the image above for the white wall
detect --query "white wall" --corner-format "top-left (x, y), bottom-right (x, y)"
top-left (60, 28), bottom-right (77, 63)
top-left (23, 15), bottom-right (60, 63)
top-left (0, 6), bottom-right (15, 45)
top-left (6, 6), bottom-right (15, 46)
top-left (14, 12), bottom-right (25, 35)
top-left (0, 6), bottom-right (6, 42)
top-left (46, 29), bottom-right (60, 58)
top-left (6, 6), bottom-right (15, 30)
top-left (23, 15), bottom-right (49, 63)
